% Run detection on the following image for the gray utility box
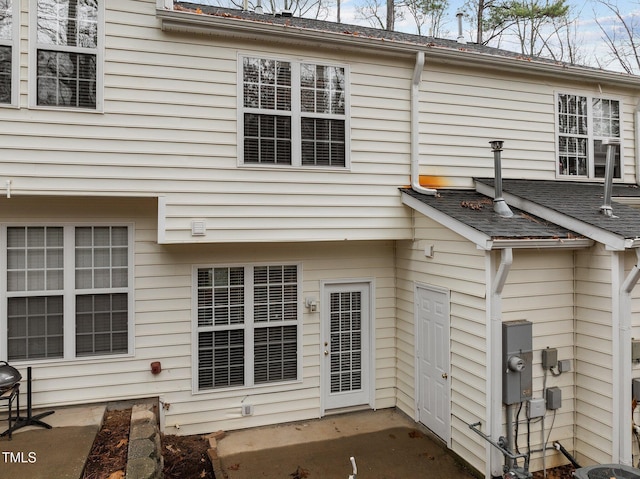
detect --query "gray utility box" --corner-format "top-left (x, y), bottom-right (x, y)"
top-left (502, 320), bottom-right (533, 405)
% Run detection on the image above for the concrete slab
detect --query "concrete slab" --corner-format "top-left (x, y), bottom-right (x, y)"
top-left (0, 425), bottom-right (99, 479)
top-left (217, 409), bottom-right (482, 479)
top-left (0, 404), bottom-right (104, 479)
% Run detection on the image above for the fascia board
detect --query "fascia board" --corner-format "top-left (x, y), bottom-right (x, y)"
top-left (475, 182), bottom-right (627, 251)
top-left (401, 191), bottom-right (492, 250)
top-left (157, 9), bottom-right (640, 89)
top-left (489, 238), bottom-right (593, 249)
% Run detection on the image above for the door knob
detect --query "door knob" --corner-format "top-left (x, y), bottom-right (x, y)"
top-left (442, 373), bottom-right (448, 379)
top-left (324, 350), bottom-right (329, 356)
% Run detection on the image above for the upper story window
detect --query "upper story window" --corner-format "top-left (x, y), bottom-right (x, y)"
top-left (0, 0), bottom-right (17, 106)
top-left (240, 55), bottom-right (348, 168)
top-left (3, 225), bottom-right (132, 361)
top-left (32, 0), bottom-right (100, 109)
top-left (557, 93), bottom-right (621, 179)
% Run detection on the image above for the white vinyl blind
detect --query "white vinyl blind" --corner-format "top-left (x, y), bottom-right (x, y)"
top-left (196, 264), bottom-right (299, 390)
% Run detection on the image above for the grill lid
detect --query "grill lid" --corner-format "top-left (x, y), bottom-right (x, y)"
top-left (0, 361), bottom-right (21, 390)
top-left (574, 464), bottom-right (640, 479)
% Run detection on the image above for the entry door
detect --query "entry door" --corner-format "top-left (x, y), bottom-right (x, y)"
top-left (322, 282), bottom-right (371, 411)
top-left (416, 285), bottom-right (451, 443)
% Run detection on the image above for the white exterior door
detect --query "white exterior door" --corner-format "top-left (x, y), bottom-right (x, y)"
top-left (321, 282), bottom-right (371, 412)
top-left (415, 284), bottom-right (451, 443)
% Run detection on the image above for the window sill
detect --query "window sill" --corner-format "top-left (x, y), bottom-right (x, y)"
top-left (238, 163), bottom-right (351, 172)
top-left (192, 377), bottom-right (304, 397)
top-left (28, 104), bottom-right (104, 114)
top-left (7, 352), bottom-right (134, 367)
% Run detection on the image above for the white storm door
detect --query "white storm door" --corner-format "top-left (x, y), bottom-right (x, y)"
top-left (416, 284), bottom-right (451, 443)
top-left (321, 282), bottom-right (371, 411)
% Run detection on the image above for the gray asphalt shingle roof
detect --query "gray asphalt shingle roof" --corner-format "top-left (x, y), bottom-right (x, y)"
top-left (400, 187), bottom-right (584, 240)
top-left (475, 178), bottom-right (640, 240)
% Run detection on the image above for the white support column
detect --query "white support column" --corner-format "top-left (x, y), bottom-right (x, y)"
top-left (486, 248), bottom-right (513, 478)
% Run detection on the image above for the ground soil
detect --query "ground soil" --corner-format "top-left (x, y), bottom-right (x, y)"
top-left (532, 464), bottom-right (575, 478)
top-left (81, 407), bottom-right (214, 479)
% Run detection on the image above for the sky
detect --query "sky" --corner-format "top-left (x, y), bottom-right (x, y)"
top-left (193, 0), bottom-right (640, 72)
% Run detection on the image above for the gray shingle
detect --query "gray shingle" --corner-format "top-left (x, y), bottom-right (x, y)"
top-left (401, 188), bottom-right (583, 240)
top-left (475, 178), bottom-right (640, 240)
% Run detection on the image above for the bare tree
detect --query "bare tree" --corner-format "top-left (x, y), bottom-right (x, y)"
top-left (540, 7), bottom-right (589, 64)
top-left (593, 0), bottom-right (640, 74)
top-left (355, 0), bottom-right (394, 29)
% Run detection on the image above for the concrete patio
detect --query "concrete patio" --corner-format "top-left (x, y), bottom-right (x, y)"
top-left (0, 403), bottom-right (482, 479)
top-left (0, 404), bottom-right (104, 479)
top-left (215, 409), bottom-right (481, 479)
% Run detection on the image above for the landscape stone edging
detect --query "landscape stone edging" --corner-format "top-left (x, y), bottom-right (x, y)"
top-left (205, 430), bottom-right (226, 479)
top-left (126, 402), bottom-right (163, 479)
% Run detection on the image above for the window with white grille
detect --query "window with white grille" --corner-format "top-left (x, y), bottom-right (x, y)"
top-left (4, 225), bottom-right (131, 361)
top-left (240, 55), bottom-right (348, 168)
top-left (32, 0), bottom-right (101, 109)
top-left (557, 93), bottom-right (622, 179)
top-left (195, 264), bottom-right (300, 390)
top-left (0, 0), bottom-right (16, 105)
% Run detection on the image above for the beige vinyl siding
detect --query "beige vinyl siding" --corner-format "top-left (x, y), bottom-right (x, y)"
top-left (396, 212), bottom-right (487, 472)
top-left (501, 250), bottom-right (576, 472)
top-left (575, 244), bottom-right (614, 465)
top-left (2, 0), bottom-right (414, 244)
top-left (418, 63), bottom-right (638, 187)
top-left (0, 196), bottom-right (397, 435)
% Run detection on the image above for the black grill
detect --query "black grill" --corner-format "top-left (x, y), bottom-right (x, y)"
top-left (0, 361), bottom-right (21, 392)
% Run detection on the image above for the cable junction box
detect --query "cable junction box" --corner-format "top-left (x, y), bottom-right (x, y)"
top-left (527, 398), bottom-right (546, 419)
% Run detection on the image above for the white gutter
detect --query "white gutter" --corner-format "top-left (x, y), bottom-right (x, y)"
top-left (487, 248), bottom-right (513, 477)
top-left (410, 52), bottom-right (437, 196)
top-left (157, 9), bottom-right (640, 89)
top-left (617, 247), bottom-right (640, 465)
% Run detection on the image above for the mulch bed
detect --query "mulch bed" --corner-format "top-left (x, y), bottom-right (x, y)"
top-left (82, 408), bottom-right (131, 479)
top-left (532, 464), bottom-right (575, 478)
top-left (81, 407), bottom-right (214, 479)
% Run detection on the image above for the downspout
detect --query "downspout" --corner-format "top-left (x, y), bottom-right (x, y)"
top-left (488, 248), bottom-right (513, 477)
top-left (411, 52), bottom-right (437, 196)
top-left (617, 247), bottom-right (640, 465)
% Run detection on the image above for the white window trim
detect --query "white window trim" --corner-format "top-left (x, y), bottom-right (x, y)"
top-left (0, 1), bottom-right (19, 107)
top-left (0, 222), bottom-right (135, 363)
top-left (28, 0), bottom-right (105, 112)
top-left (555, 91), bottom-right (624, 180)
top-left (191, 262), bottom-right (303, 394)
top-left (236, 52), bottom-right (351, 170)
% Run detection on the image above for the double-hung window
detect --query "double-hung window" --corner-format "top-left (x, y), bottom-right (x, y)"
top-left (32, 0), bottom-right (101, 109)
top-left (0, 0), bottom-right (17, 105)
top-left (240, 55), bottom-right (348, 167)
top-left (557, 93), bottom-right (621, 179)
top-left (195, 264), bottom-right (300, 391)
top-left (3, 225), bottom-right (132, 361)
